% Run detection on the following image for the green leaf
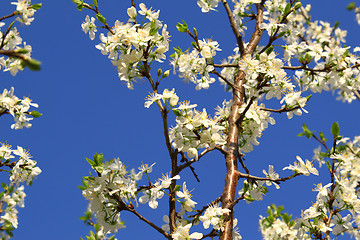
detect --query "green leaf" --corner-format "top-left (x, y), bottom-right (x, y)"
top-left (94, 166), bottom-right (103, 173)
top-left (301, 123), bottom-right (313, 139)
top-left (72, 0), bottom-right (83, 5)
top-left (23, 58), bottom-right (41, 71)
top-left (331, 122), bottom-right (340, 137)
top-left (265, 46), bottom-right (274, 55)
top-left (174, 185), bottom-right (181, 192)
top-left (281, 213), bottom-right (292, 223)
top-left (176, 20), bottom-right (188, 33)
top-left (31, 3), bottom-right (42, 10)
top-left (93, 0), bottom-right (98, 8)
top-left (30, 111), bottom-right (42, 118)
top-left (172, 109), bottom-right (181, 117)
top-left (85, 157), bottom-right (95, 166)
top-left (347, 2), bottom-right (356, 11)
top-left (277, 31), bottom-right (286, 39)
top-left (326, 160), bottom-right (332, 171)
top-left (1, 183), bottom-right (7, 190)
top-left (94, 153), bottom-right (103, 165)
top-left (283, 3), bottom-right (292, 16)
top-left (96, 13), bottom-right (107, 24)
top-left (15, 48), bottom-right (29, 54)
top-left (334, 21), bottom-right (339, 29)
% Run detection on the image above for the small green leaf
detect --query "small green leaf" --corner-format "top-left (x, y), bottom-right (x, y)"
top-left (72, 0), bottom-right (83, 5)
top-left (176, 20), bottom-right (188, 33)
top-left (172, 109), bottom-right (181, 117)
top-left (265, 46), bottom-right (274, 55)
top-left (93, 0), bottom-right (98, 8)
top-left (301, 123), bottom-right (313, 139)
top-left (30, 111), bottom-right (42, 118)
top-left (326, 160), bottom-right (332, 171)
top-left (331, 122), bottom-right (340, 137)
top-left (283, 3), bottom-right (292, 16)
top-left (94, 166), bottom-right (103, 173)
top-left (94, 153), bottom-right (103, 165)
top-left (85, 157), bottom-right (95, 166)
top-left (31, 3), bottom-right (42, 10)
top-left (96, 13), bottom-right (107, 24)
top-left (347, 2), bottom-right (356, 11)
top-left (334, 21), bottom-right (339, 29)
top-left (277, 31), bottom-right (286, 38)
top-left (174, 185), bottom-right (181, 192)
top-left (281, 213), bottom-right (292, 223)
top-left (24, 58), bottom-right (41, 71)
top-left (1, 183), bottom-right (7, 189)
top-left (16, 48), bottom-right (29, 54)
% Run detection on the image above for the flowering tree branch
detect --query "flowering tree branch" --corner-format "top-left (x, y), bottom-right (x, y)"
top-left (221, 0), bottom-right (245, 55)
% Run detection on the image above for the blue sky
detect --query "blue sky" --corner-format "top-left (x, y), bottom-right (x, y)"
top-left (1, 0), bottom-right (360, 239)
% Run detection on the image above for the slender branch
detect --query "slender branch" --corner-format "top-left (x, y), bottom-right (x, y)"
top-left (260, 105), bottom-right (301, 113)
top-left (213, 63), bottom-right (239, 68)
top-left (127, 207), bottom-right (172, 240)
top-left (237, 153), bottom-right (249, 175)
top-left (188, 197), bottom-right (222, 220)
top-left (312, 135), bottom-right (330, 152)
top-left (221, 0), bottom-right (245, 55)
top-left (0, 50), bottom-right (30, 61)
top-left (177, 145), bottom-right (226, 173)
top-left (82, 3), bottom-right (115, 35)
top-left (237, 171), bottom-right (301, 184)
top-left (259, 2), bottom-right (295, 54)
top-left (200, 229), bottom-right (219, 239)
top-left (283, 63), bottom-right (360, 73)
top-left (143, 59), bottom-right (178, 234)
top-left (353, 90), bottom-right (360, 101)
top-left (211, 69), bottom-right (239, 91)
top-left (179, 151), bottom-right (200, 182)
top-left (0, 12), bottom-right (17, 22)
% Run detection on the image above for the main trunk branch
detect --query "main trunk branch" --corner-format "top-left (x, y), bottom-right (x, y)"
top-left (220, 3), bottom-right (264, 240)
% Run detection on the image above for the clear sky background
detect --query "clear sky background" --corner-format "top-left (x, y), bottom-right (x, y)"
top-left (1, 0), bottom-right (360, 239)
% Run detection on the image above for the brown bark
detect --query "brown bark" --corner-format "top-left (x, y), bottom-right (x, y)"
top-left (220, 3), bottom-right (264, 240)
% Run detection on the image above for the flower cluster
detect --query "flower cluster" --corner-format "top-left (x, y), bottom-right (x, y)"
top-left (280, 4), bottom-right (360, 103)
top-left (0, 87), bottom-right (39, 129)
top-left (283, 155), bottom-right (318, 176)
top-left (170, 100), bottom-right (227, 159)
top-left (11, 0), bottom-right (37, 25)
top-left (261, 135), bottom-right (360, 239)
top-left (238, 179), bottom-right (267, 203)
top-left (197, 0), bottom-right (220, 13)
top-left (170, 39), bottom-right (221, 90)
top-left (236, 100), bottom-right (276, 153)
top-left (0, 25), bottom-right (33, 76)
top-left (82, 157), bottom-right (142, 233)
top-left (82, 3), bottom-right (170, 89)
top-left (144, 88), bottom-right (178, 109)
top-left (199, 203), bottom-right (231, 231)
top-left (0, 142), bottom-right (41, 229)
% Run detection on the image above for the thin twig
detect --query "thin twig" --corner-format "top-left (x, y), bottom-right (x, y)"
top-left (177, 145), bottom-right (226, 173)
top-left (127, 207), bottom-right (172, 240)
top-left (0, 12), bottom-right (17, 22)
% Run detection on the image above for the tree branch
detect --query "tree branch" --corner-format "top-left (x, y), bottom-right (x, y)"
top-left (127, 207), bottom-right (172, 240)
top-left (220, 3), bottom-right (264, 239)
top-left (221, 0), bottom-right (245, 55)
